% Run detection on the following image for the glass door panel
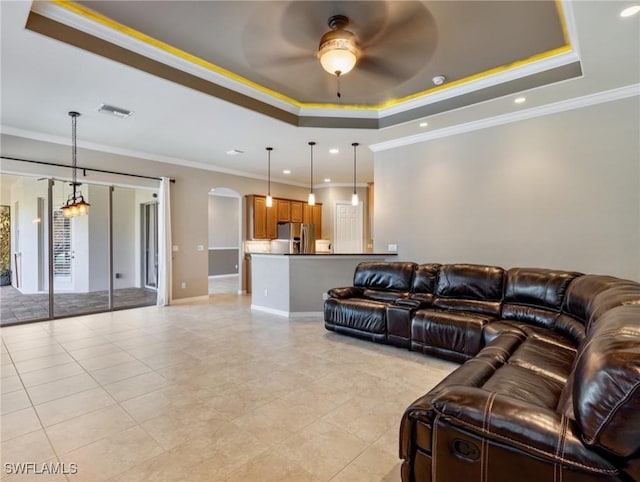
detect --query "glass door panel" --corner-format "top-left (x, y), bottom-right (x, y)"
top-left (52, 181), bottom-right (110, 317)
top-left (0, 175), bottom-right (50, 325)
top-left (112, 186), bottom-right (157, 309)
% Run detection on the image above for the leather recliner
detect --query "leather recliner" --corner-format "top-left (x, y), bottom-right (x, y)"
top-left (323, 262), bottom-right (640, 481)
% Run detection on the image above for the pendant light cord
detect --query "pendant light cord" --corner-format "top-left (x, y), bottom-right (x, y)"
top-left (352, 142), bottom-right (359, 195)
top-left (266, 147), bottom-right (272, 196)
top-left (309, 141), bottom-right (316, 195)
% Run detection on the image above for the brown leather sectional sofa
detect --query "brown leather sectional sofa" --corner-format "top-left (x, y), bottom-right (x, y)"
top-left (323, 262), bottom-right (640, 482)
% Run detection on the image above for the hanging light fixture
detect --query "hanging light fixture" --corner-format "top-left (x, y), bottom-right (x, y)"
top-left (265, 147), bottom-right (273, 208)
top-left (318, 15), bottom-right (360, 77)
top-left (308, 141), bottom-right (316, 206)
top-left (61, 111), bottom-right (90, 218)
top-left (351, 142), bottom-right (359, 206)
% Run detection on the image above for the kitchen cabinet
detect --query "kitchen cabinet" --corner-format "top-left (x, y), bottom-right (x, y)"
top-left (312, 204), bottom-right (322, 239)
top-left (266, 203), bottom-right (277, 238)
top-left (291, 201), bottom-right (303, 223)
top-left (277, 199), bottom-right (290, 222)
top-left (303, 203), bottom-right (322, 238)
top-left (247, 195), bottom-right (320, 240)
top-left (246, 195), bottom-right (277, 239)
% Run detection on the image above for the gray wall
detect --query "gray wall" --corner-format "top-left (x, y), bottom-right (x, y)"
top-left (374, 98), bottom-right (640, 281)
top-left (208, 195), bottom-right (239, 247)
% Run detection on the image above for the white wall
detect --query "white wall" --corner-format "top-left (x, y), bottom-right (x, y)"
top-left (374, 98), bottom-right (640, 281)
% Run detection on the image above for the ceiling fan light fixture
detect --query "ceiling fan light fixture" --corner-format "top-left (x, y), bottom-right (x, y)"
top-left (318, 15), bottom-right (360, 76)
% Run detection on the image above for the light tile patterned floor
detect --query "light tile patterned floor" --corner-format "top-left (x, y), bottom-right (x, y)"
top-left (0, 293), bottom-right (457, 481)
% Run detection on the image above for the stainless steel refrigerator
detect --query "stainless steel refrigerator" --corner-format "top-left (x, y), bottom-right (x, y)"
top-left (276, 222), bottom-right (316, 254)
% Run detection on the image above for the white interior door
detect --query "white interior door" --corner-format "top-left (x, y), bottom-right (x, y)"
top-left (334, 201), bottom-right (363, 253)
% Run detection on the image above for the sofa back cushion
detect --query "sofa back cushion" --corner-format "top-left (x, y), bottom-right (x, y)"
top-left (353, 262), bottom-right (417, 292)
top-left (435, 264), bottom-right (504, 301)
top-left (573, 304), bottom-right (640, 458)
top-left (504, 268), bottom-right (581, 311)
top-left (563, 275), bottom-right (640, 331)
top-left (411, 264), bottom-right (441, 294)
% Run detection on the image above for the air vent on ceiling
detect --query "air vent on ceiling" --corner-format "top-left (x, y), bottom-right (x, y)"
top-left (97, 103), bottom-right (133, 118)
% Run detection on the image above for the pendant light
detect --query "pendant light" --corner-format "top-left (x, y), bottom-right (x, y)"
top-left (351, 142), bottom-right (359, 206)
top-left (61, 111), bottom-right (90, 218)
top-left (308, 141), bottom-right (316, 206)
top-left (265, 147), bottom-right (273, 208)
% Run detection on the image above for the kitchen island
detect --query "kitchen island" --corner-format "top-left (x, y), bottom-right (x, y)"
top-left (250, 253), bottom-right (396, 317)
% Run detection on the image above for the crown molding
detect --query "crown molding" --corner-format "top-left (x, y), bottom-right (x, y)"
top-left (370, 84), bottom-right (640, 152)
top-left (1, 125), bottom-right (308, 188)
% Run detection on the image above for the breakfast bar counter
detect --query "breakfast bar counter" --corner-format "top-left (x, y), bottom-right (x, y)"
top-left (250, 253), bottom-right (395, 317)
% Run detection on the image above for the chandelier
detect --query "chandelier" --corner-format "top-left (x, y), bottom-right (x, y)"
top-left (61, 111), bottom-right (90, 218)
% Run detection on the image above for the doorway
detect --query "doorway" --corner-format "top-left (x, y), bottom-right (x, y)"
top-left (207, 188), bottom-right (242, 295)
top-left (334, 201), bottom-right (364, 253)
top-left (142, 202), bottom-right (158, 289)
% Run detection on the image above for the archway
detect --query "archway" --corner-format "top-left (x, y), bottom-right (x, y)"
top-left (207, 187), bottom-right (242, 295)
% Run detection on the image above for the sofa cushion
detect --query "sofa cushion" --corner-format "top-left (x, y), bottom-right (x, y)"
top-left (353, 261), bottom-right (417, 291)
top-left (324, 297), bottom-right (388, 334)
top-left (411, 263), bottom-right (441, 294)
top-left (504, 267), bottom-right (581, 311)
top-left (563, 275), bottom-right (640, 332)
top-left (432, 298), bottom-right (501, 317)
top-left (411, 310), bottom-right (495, 362)
top-left (362, 288), bottom-right (408, 303)
top-left (573, 304), bottom-right (640, 458)
top-left (435, 264), bottom-right (504, 301)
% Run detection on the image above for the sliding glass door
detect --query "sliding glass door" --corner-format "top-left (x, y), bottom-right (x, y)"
top-left (52, 181), bottom-right (110, 317)
top-left (0, 174), bottom-right (158, 326)
top-left (112, 186), bottom-right (157, 310)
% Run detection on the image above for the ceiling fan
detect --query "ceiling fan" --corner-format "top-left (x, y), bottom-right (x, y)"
top-left (242, 1), bottom-right (437, 100)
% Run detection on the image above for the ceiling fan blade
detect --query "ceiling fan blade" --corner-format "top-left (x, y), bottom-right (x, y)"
top-left (357, 56), bottom-right (413, 82)
top-left (363, 2), bottom-right (437, 58)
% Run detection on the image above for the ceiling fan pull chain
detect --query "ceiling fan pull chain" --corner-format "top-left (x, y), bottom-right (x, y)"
top-left (336, 71), bottom-right (342, 99)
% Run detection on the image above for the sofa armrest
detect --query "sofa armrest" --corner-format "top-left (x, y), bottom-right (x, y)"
top-left (394, 298), bottom-right (424, 309)
top-left (430, 386), bottom-right (618, 475)
top-left (327, 286), bottom-right (363, 299)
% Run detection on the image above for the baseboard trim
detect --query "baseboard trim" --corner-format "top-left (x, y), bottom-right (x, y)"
top-left (171, 295), bottom-right (209, 305)
top-left (250, 305), bottom-right (323, 318)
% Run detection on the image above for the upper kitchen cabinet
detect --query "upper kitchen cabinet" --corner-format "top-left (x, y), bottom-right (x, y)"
top-left (291, 201), bottom-right (303, 223)
top-left (277, 199), bottom-right (291, 223)
top-left (246, 195), bottom-right (277, 239)
top-left (247, 195), bottom-right (321, 240)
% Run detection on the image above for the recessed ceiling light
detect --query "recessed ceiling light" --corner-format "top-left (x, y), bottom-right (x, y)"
top-left (620, 5), bottom-right (640, 16)
top-left (97, 103), bottom-right (133, 118)
top-left (432, 75), bottom-right (446, 86)
top-left (419, 122), bottom-right (428, 127)
top-left (283, 169), bottom-right (291, 174)
top-left (226, 149), bottom-right (244, 155)
top-left (329, 148), bottom-right (339, 154)
top-left (514, 97), bottom-right (526, 104)
top-left (324, 178), bottom-right (331, 183)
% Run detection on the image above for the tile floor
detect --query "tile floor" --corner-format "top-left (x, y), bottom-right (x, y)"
top-left (0, 293), bottom-right (457, 481)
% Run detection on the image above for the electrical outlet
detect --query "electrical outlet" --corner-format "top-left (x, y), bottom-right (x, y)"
top-left (322, 292), bottom-right (329, 300)
top-left (181, 282), bottom-right (186, 289)
top-left (197, 245), bottom-right (204, 252)
top-left (388, 244), bottom-right (398, 252)
top-left (172, 245), bottom-right (179, 252)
